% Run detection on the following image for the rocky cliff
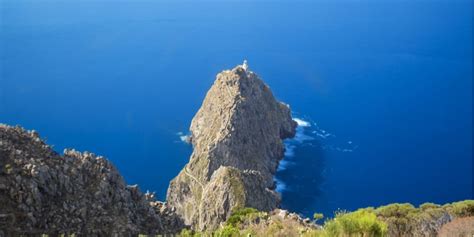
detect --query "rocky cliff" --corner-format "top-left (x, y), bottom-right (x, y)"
top-left (166, 64), bottom-right (297, 230)
top-left (0, 124), bottom-right (183, 235)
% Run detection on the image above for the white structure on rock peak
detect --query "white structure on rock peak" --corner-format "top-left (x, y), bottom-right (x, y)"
top-left (242, 60), bottom-right (249, 71)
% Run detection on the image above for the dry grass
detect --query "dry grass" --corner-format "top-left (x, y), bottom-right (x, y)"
top-left (438, 216), bottom-right (474, 237)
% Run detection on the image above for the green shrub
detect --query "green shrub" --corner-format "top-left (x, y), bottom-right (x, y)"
top-left (444, 200), bottom-right (474, 217)
top-left (231, 207), bottom-right (259, 217)
top-left (301, 229), bottom-right (327, 237)
top-left (215, 225), bottom-right (240, 237)
top-left (266, 220), bottom-right (284, 236)
top-left (179, 228), bottom-right (195, 237)
top-left (419, 202), bottom-right (440, 211)
top-left (374, 203), bottom-right (417, 218)
top-left (226, 207), bottom-right (260, 227)
top-left (324, 209), bottom-right (387, 237)
top-left (313, 213), bottom-right (324, 222)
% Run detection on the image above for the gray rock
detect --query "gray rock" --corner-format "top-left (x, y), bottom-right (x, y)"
top-left (166, 64), bottom-right (297, 230)
top-left (0, 124), bottom-right (184, 235)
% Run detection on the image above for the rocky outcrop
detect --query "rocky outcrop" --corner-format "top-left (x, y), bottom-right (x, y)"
top-left (384, 212), bottom-right (453, 237)
top-left (167, 64), bottom-right (297, 230)
top-left (0, 124), bottom-right (184, 235)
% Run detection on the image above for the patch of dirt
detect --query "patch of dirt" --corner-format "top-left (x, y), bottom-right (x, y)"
top-left (438, 216), bottom-right (474, 237)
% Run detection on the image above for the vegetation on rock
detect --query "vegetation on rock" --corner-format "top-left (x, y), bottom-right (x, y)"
top-left (313, 213), bottom-right (324, 224)
top-left (324, 209), bottom-right (387, 237)
top-left (177, 201), bottom-right (474, 237)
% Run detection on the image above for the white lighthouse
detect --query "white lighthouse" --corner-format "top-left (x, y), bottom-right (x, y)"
top-left (242, 60), bottom-right (249, 71)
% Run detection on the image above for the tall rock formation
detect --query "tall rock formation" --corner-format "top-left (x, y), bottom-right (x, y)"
top-left (0, 124), bottom-right (183, 235)
top-left (167, 64), bottom-right (297, 230)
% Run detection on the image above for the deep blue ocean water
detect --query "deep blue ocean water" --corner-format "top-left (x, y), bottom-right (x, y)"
top-left (1, 0), bottom-right (472, 218)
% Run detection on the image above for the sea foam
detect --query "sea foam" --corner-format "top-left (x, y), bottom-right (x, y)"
top-left (276, 116), bottom-right (357, 193)
top-left (177, 132), bottom-right (191, 144)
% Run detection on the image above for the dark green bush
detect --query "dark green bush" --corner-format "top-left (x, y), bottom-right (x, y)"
top-left (226, 207), bottom-right (259, 227)
top-left (215, 225), bottom-right (240, 237)
top-left (179, 228), bottom-right (194, 237)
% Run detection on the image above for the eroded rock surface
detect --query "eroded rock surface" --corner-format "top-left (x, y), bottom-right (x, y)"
top-left (167, 64), bottom-right (297, 230)
top-left (0, 124), bottom-right (183, 235)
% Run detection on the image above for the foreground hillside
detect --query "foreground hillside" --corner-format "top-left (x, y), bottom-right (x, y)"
top-left (180, 201), bottom-right (474, 237)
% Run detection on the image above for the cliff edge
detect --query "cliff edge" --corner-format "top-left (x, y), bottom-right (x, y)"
top-left (0, 125), bottom-right (183, 235)
top-left (166, 63), bottom-right (297, 230)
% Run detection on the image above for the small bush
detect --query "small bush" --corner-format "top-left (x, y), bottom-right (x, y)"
top-left (301, 229), bottom-right (327, 237)
top-left (313, 213), bottom-right (324, 222)
top-left (374, 203), bottom-right (417, 218)
top-left (215, 225), bottom-right (240, 237)
top-left (444, 200), bottom-right (474, 217)
top-left (324, 209), bottom-right (388, 237)
top-left (419, 202), bottom-right (440, 211)
top-left (226, 207), bottom-right (260, 227)
top-left (266, 220), bottom-right (284, 236)
top-left (179, 228), bottom-right (194, 237)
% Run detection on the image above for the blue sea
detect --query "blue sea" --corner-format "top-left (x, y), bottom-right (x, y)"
top-left (1, 0), bottom-right (472, 218)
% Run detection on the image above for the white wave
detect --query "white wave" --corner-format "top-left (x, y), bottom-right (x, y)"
top-left (284, 144), bottom-right (296, 157)
top-left (294, 118), bottom-right (311, 127)
top-left (323, 144), bottom-right (357, 153)
top-left (335, 147), bottom-right (353, 152)
top-left (294, 132), bottom-right (315, 142)
top-left (312, 129), bottom-right (334, 139)
top-left (292, 118), bottom-right (315, 143)
top-left (277, 159), bottom-right (295, 172)
top-left (295, 116), bottom-right (356, 153)
top-left (276, 117), bottom-right (315, 177)
top-left (177, 132), bottom-right (191, 144)
top-left (275, 178), bottom-right (287, 193)
top-left (180, 135), bottom-right (191, 143)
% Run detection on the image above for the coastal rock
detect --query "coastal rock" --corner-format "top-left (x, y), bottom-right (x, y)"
top-left (384, 211), bottom-right (453, 237)
top-left (166, 64), bottom-right (297, 230)
top-left (0, 124), bottom-right (184, 235)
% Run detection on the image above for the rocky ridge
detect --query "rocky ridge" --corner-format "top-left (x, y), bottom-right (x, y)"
top-left (0, 124), bottom-right (183, 235)
top-left (167, 64), bottom-right (297, 230)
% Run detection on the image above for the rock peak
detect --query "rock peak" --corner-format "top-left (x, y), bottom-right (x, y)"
top-left (167, 64), bottom-right (297, 230)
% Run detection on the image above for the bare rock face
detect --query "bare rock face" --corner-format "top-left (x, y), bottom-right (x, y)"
top-left (166, 64), bottom-right (297, 230)
top-left (0, 124), bottom-right (183, 235)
